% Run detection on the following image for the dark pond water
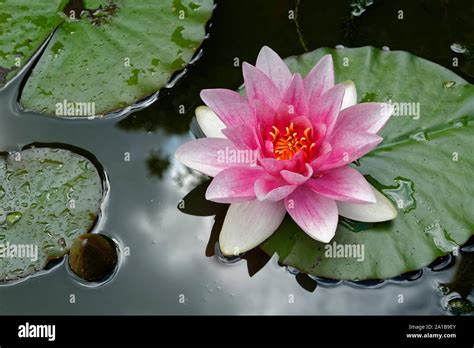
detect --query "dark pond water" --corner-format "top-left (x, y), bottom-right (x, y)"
top-left (0, 0), bottom-right (472, 314)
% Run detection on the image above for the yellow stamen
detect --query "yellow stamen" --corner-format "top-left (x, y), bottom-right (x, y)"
top-left (269, 122), bottom-right (316, 160)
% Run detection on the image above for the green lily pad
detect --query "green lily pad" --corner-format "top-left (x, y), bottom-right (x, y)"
top-left (0, 0), bottom-right (66, 87)
top-left (0, 146), bottom-right (104, 281)
top-left (260, 47), bottom-right (474, 280)
top-left (1, 0), bottom-right (213, 116)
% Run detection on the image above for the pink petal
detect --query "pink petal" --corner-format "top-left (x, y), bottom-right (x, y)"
top-left (335, 102), bottom-right (394, 134)
top-left (260, 150), bottom-right (305, 175)
top-left (175, 138), bottom-right (242, 177)
top-left (284, 187), bottom-right (338, 243)
top-left (308, 83), bottom-right (346, 135)
top-left (254, 121), bottom-right (268, 150)
top-left (200, 89), bottom-right (254, 128)
top-left (205, 167), bottom-right (263, 203)
top-left (291, 115), bottom-right (313, 133)
top-left (256, 46), bottom-right (292, 93)
top-left (313, 122), bottom-right (328, 142)
top-left (252, 99), bottom-right (276, 131)
top-left (273, 101), bottom-right (295, 128)
top-left (219, 200), bottom-right (286, 256)
top-left (263, 139), bottom-right (275, 158)
top-left (222, 124), bottom-right (259, 150)
top-left (281, 73), bottom-right (308, 117)
top-left (306, 166), bottom-right (376, 203)
top-left (304, 54), bottom-right (335, 104)
top-left (254, 176), bottom-right (296, 201)
top-left (270, 105), bottom-right (311, 134)
top-left (319, 131), bottom-right (383, 171)
top-left (243, 62), bottom-right (281, 110)
top-left (309, 141), bottom-right (332, 172)
top-left (280, 163), bottom-right (313, 185)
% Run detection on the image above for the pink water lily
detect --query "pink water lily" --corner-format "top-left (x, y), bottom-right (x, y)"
top-left (176, 46), bottom-right (397, 256)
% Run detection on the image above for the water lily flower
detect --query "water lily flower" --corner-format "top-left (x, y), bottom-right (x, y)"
top-left (176, 46), bottom-right (397, 256)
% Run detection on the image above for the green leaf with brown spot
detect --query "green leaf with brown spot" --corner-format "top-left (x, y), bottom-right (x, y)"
top-left (0, 147), bottom-right (104, 281)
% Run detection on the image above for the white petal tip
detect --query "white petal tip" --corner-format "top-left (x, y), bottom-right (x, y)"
top-left (260, 45), bottom-right (273, 53)
top-left (380, 102), bottom-right (395, 118)
top-left (317, 54), bottom-right (334, 67)
top-left (195, 105), bottom-right (226, 138)
top-left (340, 80), bottom-right (355, 89)
top-left (218, 201), bottom-right (286, 256)
top-left (218, 232), bottom-right (254, 257)
top-left (219, 244), bottom-right (236, 257)
top-left (313, 233), bottom-right (335, 244)
top-left (174, 144), bottom-right (188, 164)
top-left (337, 185), bottom-right (398, 222)
top-left (218, 241), bottom-right (245, 257)
top-left (174, 149), bottom-right (182, 161)
top-left (340, 80), bottom-right (357, 110)
top-left (195, 105), bottom-right (208, 112)
top-left (303, 220), bottom-right (337, 243)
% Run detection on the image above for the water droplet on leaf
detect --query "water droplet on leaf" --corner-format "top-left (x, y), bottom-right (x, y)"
top-left (443, 80), bottom-right (456, 88)
top-left (6, 211), bottom-right (22, 225)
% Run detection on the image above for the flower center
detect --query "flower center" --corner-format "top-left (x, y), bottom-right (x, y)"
top-left (269, 122), bottom-right (315, 161)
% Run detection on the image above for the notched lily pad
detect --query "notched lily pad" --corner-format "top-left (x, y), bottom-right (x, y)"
top-left (2, 0), bottom-right (213, 116)
top-left (0, 145), bottom-right (104, 281)
top-left (260, 47), bottom-right (474, 280)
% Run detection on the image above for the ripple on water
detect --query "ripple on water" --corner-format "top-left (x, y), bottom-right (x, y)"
top-left (428, 254), bottom-right (456, 272)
